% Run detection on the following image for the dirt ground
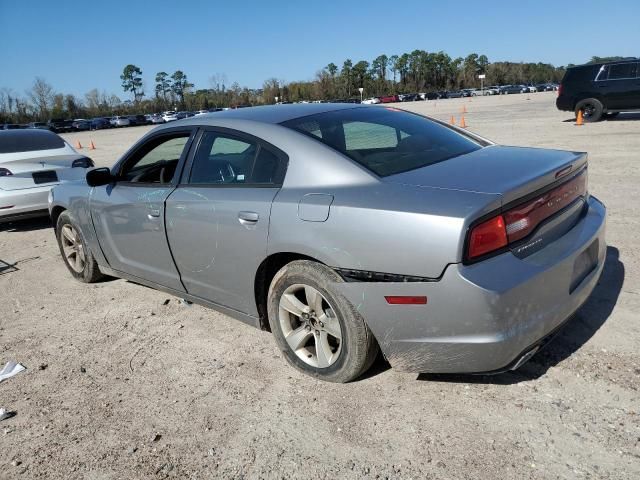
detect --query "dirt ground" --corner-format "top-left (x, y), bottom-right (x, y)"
top-left (1, 92), bottom-right (638, 479)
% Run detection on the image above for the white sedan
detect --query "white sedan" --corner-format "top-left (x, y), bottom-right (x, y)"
top-left (110, 116), bottom-right (130, 127)
top-left (361, 97), bottom-right (381, 105)
top-left (0, 129), bottom-right (93, 222)
top-left (162, 111), bottom-right (178, 122)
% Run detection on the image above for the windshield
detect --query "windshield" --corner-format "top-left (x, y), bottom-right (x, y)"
top-left (281, 107), bottom-right (483, 177)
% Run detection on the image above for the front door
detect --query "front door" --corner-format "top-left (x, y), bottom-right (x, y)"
top-left (165, 129), bottom-right (287, 314)
top-left (90, 130), bottom-right (195, 291)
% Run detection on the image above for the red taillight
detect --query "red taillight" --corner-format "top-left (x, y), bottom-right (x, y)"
top-left (385, 296), bottom-right (428, 305)
top-left (468, 215), bottom-right (508, 259)
top-left (0, 168), bottom-right (13, 177)
top-left (466, 169), bottom-right (587, 261)
top-left (557, 83), bottom-right (563, 96)
top-left (503, 170), bottom-right (586, 243)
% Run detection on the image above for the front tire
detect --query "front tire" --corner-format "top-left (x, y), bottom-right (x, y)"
top-left (575, 98), bottom-right (604, 122)
top-left (56, 211), bottom-right (104, 283)
top-left (267, 261), bottom-right (379, 383)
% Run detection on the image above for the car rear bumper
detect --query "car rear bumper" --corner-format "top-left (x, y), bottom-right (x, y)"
top-left (335, 196), bottom-right (606, 373)
top-left (0, 184), bottom-right (57, 221)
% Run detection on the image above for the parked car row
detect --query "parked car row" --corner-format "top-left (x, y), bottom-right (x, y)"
top-left (357, 84), bottom-right (560, 105)
top-left (1, 109), bottom-right (230, 133)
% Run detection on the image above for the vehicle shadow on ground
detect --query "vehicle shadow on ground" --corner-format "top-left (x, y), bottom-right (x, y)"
top-left (415, 246), bottom-right (624, 385)
top-left (562, 112), bottom-right (640, 123)
top-left (0, 217), bottom-right (52, 232)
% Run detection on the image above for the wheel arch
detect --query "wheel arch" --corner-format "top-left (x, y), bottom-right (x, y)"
top-left (574, 93), bottom-right (607, 111)
top-left (50, 205), bottom-right (66, 230)
top-left (254, 252), bottom-right (329, 331)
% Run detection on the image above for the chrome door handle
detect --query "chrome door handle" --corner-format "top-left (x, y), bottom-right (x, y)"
top-left (238, 211), bottom-right (259, 224)
top-left (148, 209), bottom-right (161, 218)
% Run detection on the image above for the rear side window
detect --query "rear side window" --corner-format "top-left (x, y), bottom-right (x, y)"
top-left (0, 130), bottom-right (65, 154)
top-left (282, 107), bottom-right (482, 177)
top-left (608, 63), bottom-right (638, 80)
top-left (189, 131), bottom-right (284, 185)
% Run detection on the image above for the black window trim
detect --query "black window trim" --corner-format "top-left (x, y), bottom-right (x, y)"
top-left (111, 126), bottom-right (197, 188)
top-left (179, 126), bottom-right (289, 188)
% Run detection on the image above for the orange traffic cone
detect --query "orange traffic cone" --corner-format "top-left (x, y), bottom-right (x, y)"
top-left (461, 105), bottom-right (467, 114)
top-left (89, 140), bottom-right (96, 150)
top-left (449, 115), bottom-right (456, 126)
top-left (576, 110), bottom-right (584, 126)
top-left (459, 115), bottom-right (467, 128)
top-left (75, 140), bottom-right (82, 149)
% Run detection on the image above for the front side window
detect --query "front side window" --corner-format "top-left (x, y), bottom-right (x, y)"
top-left (282, 107), bottom-right (482, 177)
top-left (608, 62), bottom-right (638, 80)
top-left (189, 131), bottom-right (284, 185)
top-left (120, 134), bottom-right (190, 184)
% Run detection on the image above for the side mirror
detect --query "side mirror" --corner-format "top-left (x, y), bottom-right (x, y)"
top-left (86, 167), bottom-right (114, 187)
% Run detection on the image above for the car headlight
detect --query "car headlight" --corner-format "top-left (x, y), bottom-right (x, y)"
top-left (72, 157), bottom-right (95, 168)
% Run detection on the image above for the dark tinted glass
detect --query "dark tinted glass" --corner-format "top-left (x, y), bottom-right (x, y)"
top-left (282, 107), bottom-right (482, 177)
top-left (190, 132), bottom-right (257, 184)
top-left (252, 147), bottom-right (281, 183)
top-left (0, 129), bottom-right (65, 154)
top-left (608, 63), bottom-right (638, 80)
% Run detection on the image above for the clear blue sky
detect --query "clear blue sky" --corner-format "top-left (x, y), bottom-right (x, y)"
top-left (1, 0), bottom-right (638, 99)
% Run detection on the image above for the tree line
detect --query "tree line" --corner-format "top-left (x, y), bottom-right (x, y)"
top-left (0, 53), bottom-right (620, 123)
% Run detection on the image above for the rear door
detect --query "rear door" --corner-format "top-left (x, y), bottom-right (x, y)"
top-left (90, 128), bottom-right (195, 290)
top-left (165, 128), bottom-right (287, 315)
top-left (596, 62), bottom-right (640, 109)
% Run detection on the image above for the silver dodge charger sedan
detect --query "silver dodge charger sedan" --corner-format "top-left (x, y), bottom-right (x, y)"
top-left (48, 104), bottom-right (606, 382)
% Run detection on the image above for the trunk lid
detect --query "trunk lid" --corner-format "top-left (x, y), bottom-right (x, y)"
top-left (383, 145), bottom-right (588, 204)
top-left (0, 154), bottom-right (84, 191)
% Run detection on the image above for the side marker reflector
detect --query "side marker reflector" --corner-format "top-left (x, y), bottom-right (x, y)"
top-left (385, 296), bottom-right (427, 305)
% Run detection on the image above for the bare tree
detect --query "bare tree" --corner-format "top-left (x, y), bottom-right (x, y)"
top-left (27, 77), bottom-right (54, 120)
top-left (85, 89), bottom-right (101, 113)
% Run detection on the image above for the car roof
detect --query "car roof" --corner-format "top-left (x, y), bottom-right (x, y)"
top-left (171, 103), bottom-right (366, 127)
top-left (570, 58), bottom-right (639, 69)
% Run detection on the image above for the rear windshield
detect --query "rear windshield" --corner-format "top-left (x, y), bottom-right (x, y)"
top-left (0, 129), bottom-right (65, 154)
top-left (563, 65), bottom-right (601, 83)
top-left (281, 107), bottom-right (482, 177)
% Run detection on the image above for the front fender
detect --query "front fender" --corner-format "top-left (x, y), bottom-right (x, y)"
top-left (49, 182), bottom-right (107, 267)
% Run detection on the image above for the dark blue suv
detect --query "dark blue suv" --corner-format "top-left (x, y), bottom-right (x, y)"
top-left (556, 59), bottom-right (640, 121)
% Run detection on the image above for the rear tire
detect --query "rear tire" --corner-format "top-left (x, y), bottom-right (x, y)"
top-left (575, 98), bottom-right (604, 122)
top-left (267, 260), bottom-right (379, 383)
top-left (56, 211), bottom-right (105, 283)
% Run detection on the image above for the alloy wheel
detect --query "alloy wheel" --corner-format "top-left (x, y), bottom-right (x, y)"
top-left (582, 103), bottom-right (596, 118)
top-left (60, 224), bottom-right (86, 273)
top-left (278, 284), bottom-right (342, 368)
